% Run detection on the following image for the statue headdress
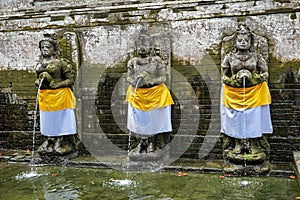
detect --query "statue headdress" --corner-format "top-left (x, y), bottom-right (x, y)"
top-left (221, 23), bottom-right (269, 61)
top-left (39, 33), bottom-right (59, 51)
top-left (237, 23), bottom-right (252, 36)
top-left (135, 29), bottom-right (153, 49)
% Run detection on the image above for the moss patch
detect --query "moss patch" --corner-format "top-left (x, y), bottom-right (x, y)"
top-left (290, 13), bottom-right (297, 20)
top-left (268, 54), bottom-right (300, 86)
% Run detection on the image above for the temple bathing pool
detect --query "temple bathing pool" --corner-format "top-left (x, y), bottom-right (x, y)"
top-left (0, 162), bottom-right (299, 200)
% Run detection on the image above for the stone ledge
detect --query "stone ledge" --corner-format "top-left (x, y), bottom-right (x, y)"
top-left (0, 149), bottom-right (295, 177)
top-left (0, 0), bottom-right (299, 32)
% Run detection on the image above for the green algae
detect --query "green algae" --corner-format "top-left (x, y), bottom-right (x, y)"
top-left (0, 162), bottom-right (299, 200)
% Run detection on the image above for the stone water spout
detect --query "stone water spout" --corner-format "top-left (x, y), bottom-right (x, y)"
top-left (125, 29), bottom-right (174, 162)
top-left (220, 23), bottom-right (273, 175)
top-left (34, 32), bottom-right (81, 161)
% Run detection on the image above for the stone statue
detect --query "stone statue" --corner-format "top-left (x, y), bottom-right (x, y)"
top-left (126, 30), bottom-right (174, 161)
top-left (35, 33), bottom-right (79, 159)
top-left (220, 23), bottom-right (273, 173)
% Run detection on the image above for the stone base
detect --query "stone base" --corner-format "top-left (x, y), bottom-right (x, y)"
top-left (36, 135), bottom-right (81, 163)
top-left (223, 161), bottom-right (270, 176)
top-left (227, 151), bottom-right (266, 165)
top-left (128, 149), bottom-right (163, 162)
top-left (34, 151), bottom-right (79, 165)
top-left (123, 159), bottom-right (163, 172)
top-left (224, 150), bottom-right (270, 175)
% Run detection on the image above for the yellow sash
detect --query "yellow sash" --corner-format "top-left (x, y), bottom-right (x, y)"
top-left (126, 83), bottom-right (174, 111)
top-left (223, 82), bottom-right (271, 110)
top-left (38, 87), bottom-right (76, 111)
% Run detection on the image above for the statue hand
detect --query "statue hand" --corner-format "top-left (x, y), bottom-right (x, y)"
top-left (223, 75), bottom-right (242, 87)
top-left (50, 79), bottom-right (71, 89)
top-left (49, 80), bottom-right (66, 89)
top-left (39, 72), bottom-right (53, 82)
top-left (49, 80), bottom-right (60, 89)
top-left (135, 73), bottom-right (144, 83)
top-left (256, 72), bottom-right (268, 81)
top-left (35, 78), bottom-right (40, 86)
top-left (135, 74), bottom-right (144, 82)
top-left (252, 72), bottom-right (261, 79)
top-left (134, 72), bottom-right (148, 87)
top-left (136, 78), bottom-right (146, 88)
top-left (237, 70), bottom-right (252, 80)
top-left (151, 76), bottom-right (165, 85)
top-left (143, 75), bottom-right (153, 85)
top-left (136, 71), bottom-right (148, 79)
top-left (223, 75), bottom-right (235, 85)
top-left (249, 73), bottom-right (266, 85)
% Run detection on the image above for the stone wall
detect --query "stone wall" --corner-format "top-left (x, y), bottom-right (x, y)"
top-left (0, 0), bottom-right (299, 163)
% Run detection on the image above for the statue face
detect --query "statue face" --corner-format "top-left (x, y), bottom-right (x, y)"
top-left (40, 41), bottom-right (56, 57)
top-left (136, 39), bottom-right (151, 56)
top-left (236, 34), bottom-right (251, 50)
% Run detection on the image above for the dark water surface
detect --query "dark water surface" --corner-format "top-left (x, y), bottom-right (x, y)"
top-left (0, 162), bottom-right (299, 200)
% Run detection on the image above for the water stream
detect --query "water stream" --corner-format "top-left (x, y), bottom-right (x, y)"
top-left (242, 77), bottom-right (247, 172)
top-left (127, 77), bottom-right (142, 155)
top-left (31, 78), bottom-right (44, 165)
top-left (118, 78), bottom-right (144, 184)
top-left (243, 77), bottom-right (246, 141)
top-left (17, 78), bottom-right (44, 180)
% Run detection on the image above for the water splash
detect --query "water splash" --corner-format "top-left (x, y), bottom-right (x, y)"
top-left (15, 169), bottom-right (43, 180)
top-left (103, 178), bottom-right (137, 189)
top-left (240, 180), bottom-right (250, 187)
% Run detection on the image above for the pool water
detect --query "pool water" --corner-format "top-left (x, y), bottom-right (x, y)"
top-left (0, 162), bottom-right (299, 200)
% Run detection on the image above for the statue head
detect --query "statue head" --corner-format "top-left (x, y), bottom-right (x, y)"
top-left (235, 23), bottom-right (253, 51)
top-left (39, 34), bottom-right (59, 58)
top-left (135, 29), bottom-right (153, 57)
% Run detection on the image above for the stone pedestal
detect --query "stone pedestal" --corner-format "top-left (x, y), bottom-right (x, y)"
top-left (224, 151), bottom-right (270, 175)
top-left (222, 134), bottom-right (271, 176)
top-left (223, 161), bottom-right (270, 176)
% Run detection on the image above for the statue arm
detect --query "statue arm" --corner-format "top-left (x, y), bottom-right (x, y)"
top-left (127, 59), bottom-right (135, 85)
top-left (35, 63), bottom-right (53, 86)
top-left (151, 57), bottom-right (166, 84)
top-left (256, 54), bottom-right (269, 80)
top-left (221, 55), bottom-right (237, 85)
top-left (221, 56), bottom-right (231, 78)
top-left (250, 53), bottom-right (268, 85)
top-left (50, 61), bottom-right (75, 89)
top-left (35, 63), bottom-right (43, 86)
top-left (62, 62), bottom-right (75, 86)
